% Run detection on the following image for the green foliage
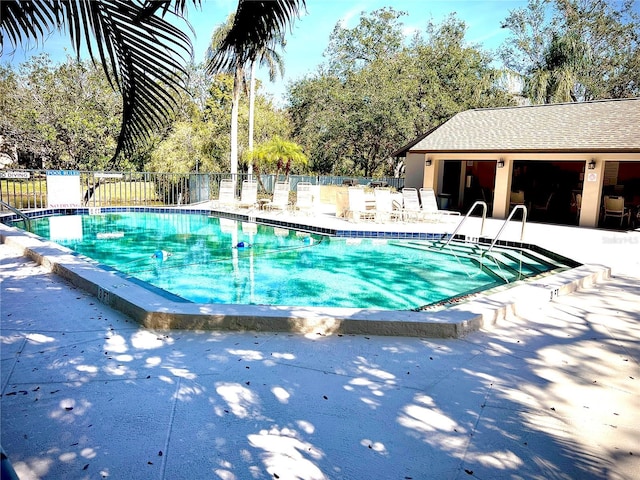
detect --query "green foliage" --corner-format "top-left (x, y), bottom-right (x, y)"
top-left (246, 136), bottom-right (307, 178)
top-left (288, 11), bottom-right (515, 176)
top-left (2, 54), bottom-right (291, 175)
top-left (1, 54), bottom-right (121, 170)
top-left (2, 0), bottom-right (305, 163)
top-left (500, 0), bottom-right (640, 103)
top-left (146, 71), bottom-right (292, 175)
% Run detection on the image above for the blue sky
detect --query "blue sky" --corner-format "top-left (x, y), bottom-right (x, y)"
top-left (190, 0), bottom-right (529, 103)
top-left (3, 0), bottom-right (529, 103)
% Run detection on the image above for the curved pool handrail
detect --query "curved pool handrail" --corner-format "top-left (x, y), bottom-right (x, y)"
top-left (440, 200), bottom-right (487, 249)
top-left (486, 205), bottom-right (528, 253)
top-left (0, 200), bottom-right (31, 232)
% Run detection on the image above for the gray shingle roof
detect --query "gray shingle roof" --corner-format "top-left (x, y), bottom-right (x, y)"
top-left (405, 98), bottom-right (640, 154)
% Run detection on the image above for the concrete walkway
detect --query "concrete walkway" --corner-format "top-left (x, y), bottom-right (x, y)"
top-left (1, 213), bottom-right (639, 479)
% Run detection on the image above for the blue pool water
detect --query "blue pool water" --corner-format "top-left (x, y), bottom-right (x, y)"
top-left (30, 212), bottom-right (508, 310)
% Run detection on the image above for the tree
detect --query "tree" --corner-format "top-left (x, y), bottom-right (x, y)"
top-left (248, 34), bottom-right (286, 175)
top-left (500, 0), bottom-right (640, 103)
top-left (525, 31), bottom-right (591, 103)
top-left (147, 69), bottom-right (292, 176)
top-left (207, 14), bottom-right (245, 179)
top-left (288, 12), bottom-right (514, 176)
top-left (244, 136), bottom-right (307, 191)
top-left (259, 136), bottom-right (308, 181)
top-left (1, 54), bottom-right (121, 170)
top-left (1, 0), bottom-right (305, 165)
top-left (324, 7), bottom-right (407, 76)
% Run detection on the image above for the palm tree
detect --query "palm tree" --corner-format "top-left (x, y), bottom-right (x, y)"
top-left (257, 136), bottom-right (308, 181)
top-left (247, 35), bottom-right (286, 176)
top-left (206, 14), bottom-right (245, 180)
top-left (1, 0), bottom-right (305, 167)
top-left (524, 32), bottom-right (591, 104)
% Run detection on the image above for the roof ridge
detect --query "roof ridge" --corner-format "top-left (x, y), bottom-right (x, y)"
top-left (464, 97), bottom-right (640, 115)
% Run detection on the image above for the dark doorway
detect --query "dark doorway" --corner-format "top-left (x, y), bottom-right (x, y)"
top-left (462, 161), bottom-right (496, 215)
top-left (512, 160), bottom-right (584, 224)
top-left (441, 161), bottom-right (462, 210)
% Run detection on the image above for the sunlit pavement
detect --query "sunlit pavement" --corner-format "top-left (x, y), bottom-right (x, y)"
top-left (1, 213), bottom-right (639, 479)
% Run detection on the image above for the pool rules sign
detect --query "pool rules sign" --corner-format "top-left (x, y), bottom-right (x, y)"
top-left (46, 170), bottom-right (81, 208)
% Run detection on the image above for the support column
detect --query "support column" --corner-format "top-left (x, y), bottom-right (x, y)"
top-left (492, 158), bottom-right (513, 219)
top-left (580, 159), bottom-right (604, 228)
top-left (424, 158), bottom-right (438, 192)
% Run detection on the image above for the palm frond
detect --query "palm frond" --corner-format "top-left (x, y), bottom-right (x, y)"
top-left (2, 0), bottom-right (304, 165)
top-left (524, 68), bottom-right (551, 104)
top-left (64, 1), bottom-right (193, 162)
top-left (207, 0), bottom-right (305, 75)
top-left (1, 0), bottom-right (194, 164)
top-left (0, 1), bottom-right (58, 53)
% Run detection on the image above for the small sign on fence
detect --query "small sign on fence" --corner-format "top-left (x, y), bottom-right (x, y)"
top-left (0, 171), bottom-right (31, 179)
top-left (94, 173), bottom-right (124, 179)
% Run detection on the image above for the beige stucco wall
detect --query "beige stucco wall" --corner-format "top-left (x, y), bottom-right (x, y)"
top-left (404, 152), bottom-right (426, 189)
top-left (404, 151), bottom-right (640, 228)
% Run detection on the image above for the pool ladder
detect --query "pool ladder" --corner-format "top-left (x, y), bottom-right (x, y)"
top-left (0, 200), bottom-right (31, 231)
top-left (438, 202), bottom-right (529, 283)
top-left (440, 201), bottom-right (488, 249)
top-left (440, 202), bottom-right (528, 249)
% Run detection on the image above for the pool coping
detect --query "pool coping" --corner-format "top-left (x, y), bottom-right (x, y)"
top-left (0, 208), bottom-right (611, 338)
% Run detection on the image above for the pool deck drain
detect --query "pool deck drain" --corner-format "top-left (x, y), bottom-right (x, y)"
top-left (0, 221), bottom-right (609, 338)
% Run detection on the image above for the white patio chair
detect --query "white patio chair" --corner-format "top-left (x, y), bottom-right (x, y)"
top-left (295, 182), bottom-right (314, 215)
top-left (401, 188), bottom-right (423, 222)
top-left (215, 178), bottom-right (237, 210)
top-left (374, 187), bottom-right (401, 223)
top-left (265, 181), bottom-right (290, 213)
top-left (419, 188), bottom-right (461, 222)
top-left (237, 179), bottom-right (258, 210)
top-left (347, 186), bottom-right (375, 222)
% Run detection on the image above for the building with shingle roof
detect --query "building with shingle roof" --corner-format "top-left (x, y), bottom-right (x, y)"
top-left (397, 98), bottom-right (640, 228)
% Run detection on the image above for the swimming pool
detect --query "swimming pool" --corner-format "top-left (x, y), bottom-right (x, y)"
top-left (28, 212), bottom-right (514, 310)
top-left (2, 207), bottom-right (602, 337)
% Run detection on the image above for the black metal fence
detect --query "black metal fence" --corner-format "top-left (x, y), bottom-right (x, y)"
top-left (0, 170), bottom-right (403, 210)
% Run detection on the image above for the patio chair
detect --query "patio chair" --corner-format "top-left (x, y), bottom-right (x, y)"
top-left (572, 192), bottom-right (582, 221)
top-left (401, 188), bottom-right (423, 222)
top-left (347, 186), bottom-right (375, 222)
top-left (419, 188), bottom-right (461, 222)
top-left (374, 187), bottom-right (402, 223)
top-left (215, 178), bottom-right (236, 210)
top-left (237, 179), bottom-right (258, 209)
top-left (264, 181), bottom-right (290, 213)
top-left (295, 182), bottom-right (314, 215)
top-left (603, 195), bottom-right (630, 226)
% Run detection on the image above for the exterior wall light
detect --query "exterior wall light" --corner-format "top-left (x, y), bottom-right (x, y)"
top-left (497, 159), bottom-right (505, 168)
top-left (425, 158), bottom-right (432, 167)
top-left (588, 159), bottom-right (596, 170)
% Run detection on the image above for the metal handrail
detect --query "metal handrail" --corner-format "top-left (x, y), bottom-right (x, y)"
top-left (486, 205), bottom-right (527, 253)
top-left (0, 200), bottom-right (31, 231)
top-left (441, 201), bottom-right (487, 249)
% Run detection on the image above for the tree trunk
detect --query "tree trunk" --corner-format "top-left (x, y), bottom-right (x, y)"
top-left (253, 162), bottom-right (267, 192)
top-left (248, 60), bottom-right (257, 178)
top-left (230, 68), bottom-right (242, 181)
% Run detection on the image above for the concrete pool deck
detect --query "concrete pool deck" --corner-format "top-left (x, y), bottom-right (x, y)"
top-left (1, 208), bottom-right (639, 479)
